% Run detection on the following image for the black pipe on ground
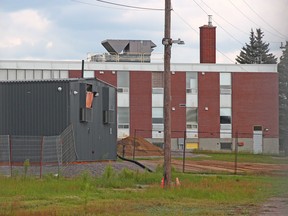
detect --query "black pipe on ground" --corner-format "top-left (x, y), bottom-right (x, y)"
top-left (117, 154), bottom-right (153, 172)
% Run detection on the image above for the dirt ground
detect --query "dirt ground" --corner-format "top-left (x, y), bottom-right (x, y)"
top-left (138, 158), bottom-right (288, 175)
top-left (257, 197), bottom-right (288, 216)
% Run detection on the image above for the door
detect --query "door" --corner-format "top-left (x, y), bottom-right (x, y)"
top-left (253, 126), bottom-right (263, 154)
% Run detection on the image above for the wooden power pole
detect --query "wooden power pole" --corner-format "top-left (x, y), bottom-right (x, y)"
top-left (163, 0), bottom-right (172, 188)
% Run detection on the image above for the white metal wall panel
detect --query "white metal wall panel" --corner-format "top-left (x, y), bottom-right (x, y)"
top-left (186, 130), bottom-right (198, 138)
top-left (118, 129), bottom-right (129, 138)
top-left (17, 70), bottom-right (25, 80)
top-left (0, 70), bottom-right (7, 80)
top-left (117, 93), bottom-right (129, 107)
top-left (52, 70), bottom-right (60, 79)
top-left (220, 95), bottom-right (232, 107)
top-left (152, 94), bottom-right (163, 107)
top-left (152, 131), bottom-right (164, 138)
top-left (26, 70), bottom-right (34, 80)
top-left (60, 70), bottom-right (69, 79)
top-left (34, 70), bottom-right (42, 79)
top-left (8, 70), bottom-right (16, 80)
top-left (186, 94), bottom-right (198, 107)
top-left (43, 70), bottom-right (51, 79)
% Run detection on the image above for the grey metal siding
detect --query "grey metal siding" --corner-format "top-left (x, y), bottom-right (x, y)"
top-left (70, 80), bottom-right (117, 161)
top-left (0, 80), bottom-right (70, 136)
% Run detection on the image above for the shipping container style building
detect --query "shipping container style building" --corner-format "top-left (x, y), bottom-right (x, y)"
top-left (0, 79), bottom-right (117, 161)
top-left (0, 19), bottom-right (279, 155)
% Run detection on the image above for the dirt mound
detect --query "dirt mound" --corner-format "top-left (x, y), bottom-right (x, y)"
top-left (117, 136), bottom-right (163, 157)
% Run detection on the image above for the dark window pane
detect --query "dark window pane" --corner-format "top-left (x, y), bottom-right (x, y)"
top-left (220, 116), bottom-right (231, 124)
top-left (220, 142), bottom-right (232, 150)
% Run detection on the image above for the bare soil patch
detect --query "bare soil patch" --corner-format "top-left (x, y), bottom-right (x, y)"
top-left (257, 197), bottom-right (288, 216)
top-left (139, 159), bottom-right (288, 175)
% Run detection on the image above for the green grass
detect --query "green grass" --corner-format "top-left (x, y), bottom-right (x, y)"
top-left (0, 165), bottom-right (287, 215)
top-left (183, 151), bottom-right (288, 164)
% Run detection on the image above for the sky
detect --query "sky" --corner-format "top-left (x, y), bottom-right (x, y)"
top-left (0, 0), bottom-right (287, 64)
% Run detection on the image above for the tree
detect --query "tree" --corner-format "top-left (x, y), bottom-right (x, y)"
top-left (278, 41), bottom-right (288, 155)
top-left (236, 28), bottom-right (277, 64)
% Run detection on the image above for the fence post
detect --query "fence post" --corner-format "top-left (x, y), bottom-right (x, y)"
top-left (40, 136), bottom-right (44, 179)
top-left (182, 131), bottom-right (186, 173)
top-left (122, 144), bottom-right (125, 158)
top-left (9, 135), bottom-right (12, 177)
top-left (234, 131), bottom-right (239, 175)
top-left (133, 129), bottom-right (136, 160)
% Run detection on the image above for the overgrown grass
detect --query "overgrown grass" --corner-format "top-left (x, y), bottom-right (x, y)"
top-left (0, 165), bottom-right (287, 215)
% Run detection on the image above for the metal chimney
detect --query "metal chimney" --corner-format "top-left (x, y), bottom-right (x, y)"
top-left (208, 15), bottom-right (212, 26)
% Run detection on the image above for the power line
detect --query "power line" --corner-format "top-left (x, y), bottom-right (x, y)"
top-left (71, 0), bottom-right (128, 10)
top-left (71, 0), bottom-right (164, 11)
top-left (173, 8), bottom-right (238, 64)
top-left (198, 0), bottom-right (249, 36)
top-left (242, 0), bottom-right (287, 39)
top-left (228, 0), bottom-right (285, 40)
top-left (186, 0), bottom-right (245, 64)
top-left (172, 10), bottom-right (199, 34)
top-left (94, 0), bottom-right (164, 11)
top-left (190, 0), bottom-right (244, 47)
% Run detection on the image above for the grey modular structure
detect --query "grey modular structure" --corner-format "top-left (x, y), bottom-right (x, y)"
top-left (0, 78), bottom-right (117, 161)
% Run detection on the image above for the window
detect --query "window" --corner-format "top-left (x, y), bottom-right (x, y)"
top-left (186, 72), bottom-right (197, 89)
top-left (152, 107), bottom-right (163, 124)
top-left (220, 108), bottom-right (231, 124)
top-left (220, 142), bottom-right (232, 150)
top-left (117, 71), bottom-right (129, 88)
top-left (254, 126), bottom-right (263, 131)
top-left (186, 108), bottom-right (198, 123)
top-left (186, 72), bottom-right (197, 94)
top-left (152, 88), bottom-right (163, 94)
top-left (118, 107), bottom-right (129, 124)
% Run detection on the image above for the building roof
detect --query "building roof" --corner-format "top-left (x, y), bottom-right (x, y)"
top-left (0, 60), bottom-right (277, 73)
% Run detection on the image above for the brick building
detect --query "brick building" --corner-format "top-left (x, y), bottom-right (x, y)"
top-left (0, 21), bottom-right (279, 154)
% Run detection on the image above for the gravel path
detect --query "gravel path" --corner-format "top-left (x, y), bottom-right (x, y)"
top-left (61, 161), bottom-right (147, 177)
top-left (0, 161), bottom-right (148, 177)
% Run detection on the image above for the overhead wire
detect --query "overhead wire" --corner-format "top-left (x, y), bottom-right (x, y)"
top-left (198, 0), bottom-right (249, 36)
top-left (70, 0), bottom-right (132, 10)
top-left (71, 0), bottom-right (164, 11)
top-left (228, 0), bottom-right (286, 40)
top-left (172, 10), bottom-right (198, 35)
top-left (93, 0), bottom-right (164, 11)
top-left (186, 0), bottom-right (245, 64)
top-left (241, 0), bottom-right (287, 39)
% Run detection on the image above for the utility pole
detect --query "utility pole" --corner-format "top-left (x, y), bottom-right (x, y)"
top-left (163, 0), bottom-right (172, 188)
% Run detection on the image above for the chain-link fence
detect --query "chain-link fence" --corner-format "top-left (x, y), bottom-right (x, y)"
top-left (0, 124), bottom-right (76, 178)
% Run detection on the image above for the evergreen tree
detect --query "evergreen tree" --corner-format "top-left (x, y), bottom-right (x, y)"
top-left (278, 41), bottom-right (288, 155)
top-left (236, 28), bottom-right (277, 64)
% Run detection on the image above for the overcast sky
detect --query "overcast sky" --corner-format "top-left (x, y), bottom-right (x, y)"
top-left (0, 0), bottom-right (287, 63)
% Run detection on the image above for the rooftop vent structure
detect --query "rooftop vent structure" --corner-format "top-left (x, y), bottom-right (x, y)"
top-left (89, 39), bottom-right (156, 63)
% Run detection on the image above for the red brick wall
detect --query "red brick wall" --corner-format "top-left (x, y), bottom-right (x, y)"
top-left (200, 26), bottom-right (216, 63)
top-left (232, 73), bottom-right (279, 138)
top-left (94, 71), bottom-right (117, 87)
top-left (69, 70), bottom-right (82, 78)
top-left (171, 72), bottom-right (186, 138)
top-left (130, 71), bottom-right (152, 138)
top-left (198, 72), bottom-right (220, 138)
